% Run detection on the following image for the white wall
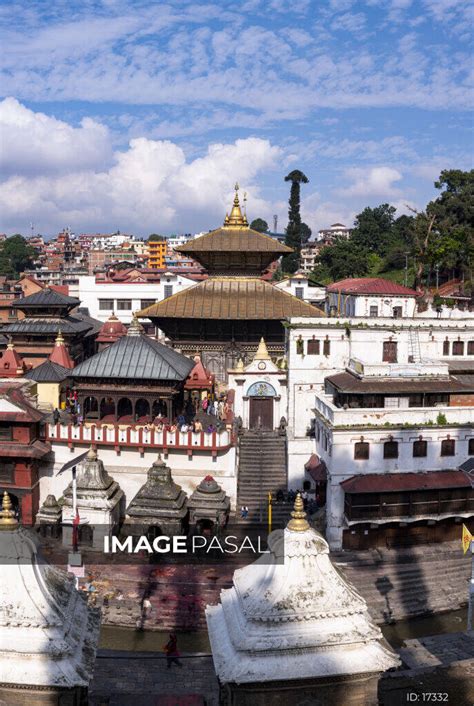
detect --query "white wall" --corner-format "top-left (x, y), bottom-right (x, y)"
top-left (326, 292), bottom-right (417, 318)
top-left (275, 277), bottom-right (325, 304)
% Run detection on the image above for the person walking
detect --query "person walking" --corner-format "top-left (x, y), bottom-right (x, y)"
top-left (164, 633), bottom-right (182, 668)
top-left (240, 505), bottom-right (249, 519)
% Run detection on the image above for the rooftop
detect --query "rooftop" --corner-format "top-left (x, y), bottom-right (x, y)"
top-left (12, 287), bottom-right (80, 310)
top-left (341, 470), bottom-right (472, 494)
top-left (327, 277), bottom-right (418, 297)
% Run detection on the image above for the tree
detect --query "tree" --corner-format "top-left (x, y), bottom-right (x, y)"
top-left (312, 239), bottom-right (370, 282)
top-left (0, 235), bottom-right (36, 276)
top-left (351, 204), bottom-right (397, 256)
top-left (250, 218), bottom-right (269, 233)
top-left (300, 222), bottom-right (312, 245)
top-left (282, 169), bottom-right (309, 273)
top-left (148, 233), bottom-right (166, 241)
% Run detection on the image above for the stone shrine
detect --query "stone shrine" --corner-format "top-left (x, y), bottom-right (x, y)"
top-left (188, 474), bottom-right (230, 532)
top-left (0, 491), bottom-right (100, 705)
top-left (206, 494), bottom-right (399, 705)
top-left (35, 493), bottom-right (62, 537)
top-left (124, 456), bottom-right (188, 536)
top-left (62, 447), bottom-right (124, 550)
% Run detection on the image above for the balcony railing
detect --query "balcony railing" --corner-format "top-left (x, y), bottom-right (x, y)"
top-left (46, 422), bottom-right (235, 456)
top-left (315, 395), bottom-right (473, 427)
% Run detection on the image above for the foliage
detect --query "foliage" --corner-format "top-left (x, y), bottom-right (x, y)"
top-left (312, 238), bottom-right (370, 281)
top-left (282, 169), bottom-right (309, 273)
top-left (436, 413), bottom-right (447, 425)
top-left (0, 235), bottom-right (36, 276)
top-left (147, 233), bottom-right (166, 241)
top-left (250, 218), bottom-right (269, 233)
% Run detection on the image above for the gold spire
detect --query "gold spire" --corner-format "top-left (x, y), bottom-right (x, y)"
top-left (55, 329), bottom-right (65, 346)
top-left (235, 357), bottom-right (245, 372)
top-left (127, 314), bottom-right (144, 336)
top-left (254, 337), bottom-right (271, 361)
top-left (287, 492), bottom-right (309, 532)
top-left (0, 491), bottom-right (18, 531)
top-left (223, 183), bottom-right (249, 228)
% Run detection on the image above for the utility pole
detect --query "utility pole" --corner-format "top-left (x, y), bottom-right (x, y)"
top-left (435, 263), bottom-right (440, 291)
top-left (404, 252), bottom-right (409, 288)
top-left (273, 214), bottom-right (278, 234)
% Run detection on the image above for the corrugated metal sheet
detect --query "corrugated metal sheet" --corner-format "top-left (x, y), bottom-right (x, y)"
top-left (326, 372), bottom-right (473, 394)
top-left (72, 334), bottom-right (194, 381)
top-left (138, 278), bottom-right (324, 320)
top-left (341, 470), bottom-right (471, 493)
top-left (176, 227), bottom-right (292, 254)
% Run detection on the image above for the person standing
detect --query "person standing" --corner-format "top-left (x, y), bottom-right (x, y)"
top-left (164, 633), bottom-right (182, 668)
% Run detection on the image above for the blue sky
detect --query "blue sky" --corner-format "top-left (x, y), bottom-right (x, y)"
top-left (0, 0), bottom-right (472, 237)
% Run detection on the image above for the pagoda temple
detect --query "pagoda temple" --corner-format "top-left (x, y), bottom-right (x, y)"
top-left (138, 185), bottom-right (323, 380)
top-left (206, 494), bottom-right (399, 704)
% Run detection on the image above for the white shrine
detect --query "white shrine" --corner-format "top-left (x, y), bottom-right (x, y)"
top-left (206, 494), bottom-right (399, 705)
top-left (0, 491), bottom-right (101, 705)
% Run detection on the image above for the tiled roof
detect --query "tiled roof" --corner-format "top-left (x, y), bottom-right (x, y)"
top-left (176, 227), bottom-right (292, 254)
top-left (138, 278), bottom-right (324, 320)
top-left (72, 334), bottom-right (194, 381)
top-left (0, 439), bottom-right (51, 459)
top-left (341, 470), bottom-right (471, 494)
top-left (13, 288), bottom-right (80, 309)
top-left (326, 371), bottom-right (473, 394)
top-left (326, 278), bottom-right (418, 296)
top-left (25, 360), bottom-right (71, 382)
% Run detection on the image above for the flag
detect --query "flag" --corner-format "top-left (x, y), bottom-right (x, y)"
top-left (462, 524), bottom-right (473, 554)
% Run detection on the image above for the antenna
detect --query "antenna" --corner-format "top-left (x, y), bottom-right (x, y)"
top-left (30, 222), bottom-right (35, 238)
top-left (273, 214), bottom-right (278, 233)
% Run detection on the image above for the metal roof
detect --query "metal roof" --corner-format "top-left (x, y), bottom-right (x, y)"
top-left (326, 371), bottom-right (474, 394)
top-left (1, 317), bottom-right (92, 335)
top-left (25, 360), bottom-right (71, 382)
top-left (327, 278), bottom-right (418, 296)
top-left (12, 288), bottom-right (80, 309)
top-left (72, 334), bottom-right (194, 381)
top-left (138, 278), bottom-right (324, 320)
top-left (341, 470), bottom-right (471, 494)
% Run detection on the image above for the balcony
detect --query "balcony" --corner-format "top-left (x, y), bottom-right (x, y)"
top-left (315, 394), bottom-right (474, 428)
top-left (46, 422), bottom-right (235, 458)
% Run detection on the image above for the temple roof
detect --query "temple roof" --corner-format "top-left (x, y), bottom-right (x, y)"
top-left (206, 494), bottom-right (399, 684)
top-left (96, 313), bottom-right (128, 344)
top-left (12, 287), bottom-right (80, 310)
top-left (125, 456), bottom-right (188, 522)
top-left (25, 359), bottom-right (71, 382)
top-left (0, 493), bottom-right (100, 688)
top-left (2, 317), bottom-right (93, 335)
top-left (138, 278), bottom-right (324, 320)
top-left (49, 330), bottom-right (74, 369)
top-left (72, 326), bottom-right (194, 381)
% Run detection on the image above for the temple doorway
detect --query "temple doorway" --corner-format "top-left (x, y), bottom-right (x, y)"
top-left (249, 398), bottom-right (273, 430)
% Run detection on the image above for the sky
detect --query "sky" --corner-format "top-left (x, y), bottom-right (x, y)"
top-left (0, 0), bottom-right (473, 238)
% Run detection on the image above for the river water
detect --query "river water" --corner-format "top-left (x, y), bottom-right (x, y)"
top-left (99, 607), bottom-right (468, 653)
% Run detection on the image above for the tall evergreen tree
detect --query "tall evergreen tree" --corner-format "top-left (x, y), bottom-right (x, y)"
top-left (282, 169), bottom-right (309, 273)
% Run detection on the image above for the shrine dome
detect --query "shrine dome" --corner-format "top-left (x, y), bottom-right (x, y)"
top-left (96, 313), bottom-right (128, 345)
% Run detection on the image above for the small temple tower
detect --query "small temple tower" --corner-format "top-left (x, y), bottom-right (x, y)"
top-left (96, 312), bottom-right (127, 351)
top-left (206, 494), bottom-right (399, 705)
top-left (188, 474), bottom-right (230, 532)
top-left (0, 491), bottom-right (100, 705)
top-left (124, 456), bottom-right (188, 537)
top-left (62, 447), bottom-right (124, 549)
top-left (25, 330), bottom-right (75, 409)
top-left (0, 340), bottom-right (28, 377)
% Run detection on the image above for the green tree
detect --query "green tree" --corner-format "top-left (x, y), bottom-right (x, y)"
top-left (351, 204), bottom-right (397, 256)
top-left (147, 233), bottom-right (166, 241)
top-left (300, 222), bottom-right (312, 245)
top-left (312, 239), bottom-right (370, 282)
top-left (282, 169), bottom-right (309, 273)
top-left (0, 235), bottom-right (36, 276)
top-left (250, 218), bottom-right (269, 233)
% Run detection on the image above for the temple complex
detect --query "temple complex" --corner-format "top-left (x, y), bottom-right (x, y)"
top-left (138, 186), bottom-right (323, 380)
top-left (206, 494), bottom-right (399, 705)
top-left (0, 492), bottom-right (100, 705)
top-left (71, 316), bottom-right (194, 422)
top-left (124, 456), bottom-right (188, 537)
top-left (1, 287), bottom-right (97, 366)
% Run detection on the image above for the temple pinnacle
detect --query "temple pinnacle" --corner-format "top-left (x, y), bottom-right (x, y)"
top-left (287, 492), bottom-right (310, 532)
top-left (0, 491), bottom-right (19, 531)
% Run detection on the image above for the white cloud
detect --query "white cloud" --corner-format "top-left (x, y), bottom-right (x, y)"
top-left (341, 166), bottom-right (403, 197)
top-left (0, 100), bottom-right (281, 235)
top-left (0, 98), bottom-right (113, 177)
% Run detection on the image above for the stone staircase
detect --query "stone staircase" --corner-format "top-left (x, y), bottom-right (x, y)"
top-left (236, 430), bottom-right (289, 525)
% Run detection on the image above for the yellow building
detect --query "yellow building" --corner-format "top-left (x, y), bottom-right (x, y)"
top-left (147, 238), bottom-right (167, 269)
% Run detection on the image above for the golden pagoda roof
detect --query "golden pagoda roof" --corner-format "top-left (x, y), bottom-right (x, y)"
top-left (138, 278), bottom-right (325, 320)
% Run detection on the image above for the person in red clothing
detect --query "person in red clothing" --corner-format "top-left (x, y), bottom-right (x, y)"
top-left (164, 633), bottom-right (182, 668)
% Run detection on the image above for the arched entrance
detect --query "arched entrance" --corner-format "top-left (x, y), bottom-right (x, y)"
top-left (100, 397), bottom-right (115, 420)
top-left (117, 397), bottom-right (133, 420)
top-left (135, 398), bottom-right (150, 422)
top-left (247, 381), bottom-right (276, 431)
top-left (84, 396), bottom-right (99, 420)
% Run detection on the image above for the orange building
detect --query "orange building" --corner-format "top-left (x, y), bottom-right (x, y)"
top-left (147, 238), bottom-right (167, 269)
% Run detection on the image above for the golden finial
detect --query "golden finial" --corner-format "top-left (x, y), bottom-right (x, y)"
top-left (254, 337), bottom-right (271, 361)
top-left (287, 492), bottom-right (309, 532)
top-left (0, 491), bottom-right (19, 531)
top-left (55, 329), bottom-right (64, 346)
top-left (224, 183), bottom-right (249, 227)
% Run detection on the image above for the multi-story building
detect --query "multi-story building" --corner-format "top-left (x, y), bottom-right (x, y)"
top-left (275, 273), bottom-right (325, 307)
top-left (147, 238), bottom-right (167, 269)
top-left (317, 222), bottom-right (352, 242)
top-left (300, 242), bottom-right (323, 274)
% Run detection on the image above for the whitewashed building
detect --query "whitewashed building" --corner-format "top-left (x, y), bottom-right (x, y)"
top-left (274, 273), bottom-right (325, 307)
top-left (325, 278), bottom-right (418, 318)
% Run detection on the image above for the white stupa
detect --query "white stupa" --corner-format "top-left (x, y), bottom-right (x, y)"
top-left (0, 491), bottom-right (100, 697)
top-left (206, 494), bottom-right (399, 688)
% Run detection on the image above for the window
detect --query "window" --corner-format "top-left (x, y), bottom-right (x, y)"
top-left (392, 306), bottom-right (403, 319)
top-left (0, 462), bottom-right (14, 483)
top-left (99, 299), bottom-right (114, 311)
top-left (117, 299), bottom-right (132, 310)
top-left (443, 339), bottom-right (450, 356)
top-left (0, 425), bottom-right (12, 441)
top-left (468, 439), bottom-right (474, 455)
top-left (354, 442), bottom-right (369, 460)
top-left (307, 338), bottom-right (320, 355)
top-left (295, 287), bottom-right (304, 300)
top-left (140, 299), bottom-right (155, 309)
top-left (323, 338), bottom-right (330, 356)
top-left (369, 306), bottom-right (378, 317)
top-left (413, 440), bottom-right (427, 457)
top-left (468, 341), bottom-right (474, 355)
top-left (383, 341), bottom-right (398, 363)
top-left (452, 340), bottom-right (464, 356)
top-left (163, 285), bottom-right (173, 299)
top-left (441, 439), bottom-right (455, 456)
top-left (384, 440), bottom-right (399, 459)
